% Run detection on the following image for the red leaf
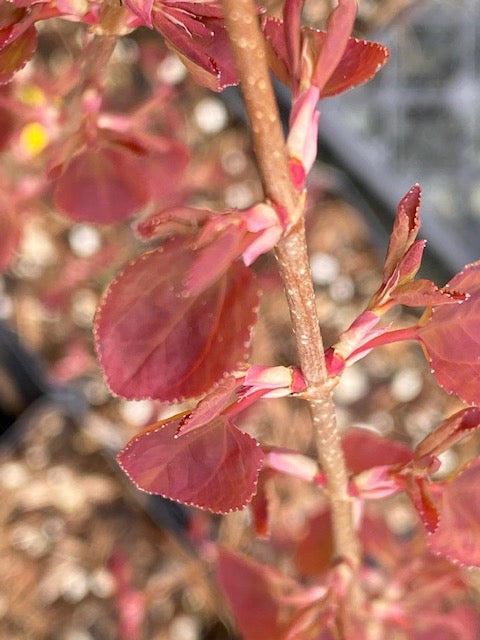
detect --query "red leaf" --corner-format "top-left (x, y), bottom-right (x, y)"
top-left (263, 447), bottom-right (319, 482)
top-left (0, 25), bottom-right (37, 84)
top-left (263, 17), bottom-right (388, 96)
top-left (139, 138), bottom-right (190, 203)
top-left (392, 278), bottom-right (467, 308)
top-left (263, 17), bottom-right (292, 87)
top-left (249, 471), bottom-right (272, 539)
top-left (414, 407), bottom-right (480, 461)
top-left (311, 0), bottom-right (357, 91)
top-left (152, 2), bottom-right (237, 92)
top-left (428, 457), bottom-right (480, 566)
top-left (321, 36), bottom-right (389, 98)
top-left (417, 261), bottom-right (480, 404)
top-left (0, 103), bottom-right (14, 151)
top-left (283, 0), bottom-right (302, 83)
top-left (382, 184), bottom-right (422, 283)
top-left (183, 219), bottom-right (248, 295)
top-left (54, 148), bottom-right (150, 223)
top-left (134, 206), bottom-right (211, 241)
top-left (176, 375), bottom-right (238, 436)
top-left (95, 237), bottom-right (259, 401)
top-left (124, 0), bottom-right (153, 27)
top-left (294, 507), bottom-right (334, 577)
top-left (405, 475), bottom-right (439, 534)
top-left (216, 547), bottom-right (303, 640)
top-left (342, 428), bottom-right (412, 475)
top-left (117, 413), bottom-right (263, 512)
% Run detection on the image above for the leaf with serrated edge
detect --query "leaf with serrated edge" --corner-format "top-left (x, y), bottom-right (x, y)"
top-left (415, 407), bottom-right (480, 461)
top-left (117, 413), bottom-right (264, 513)
top-left (382, 184), bottom-right (421, 283)
top-left (393, 279), bottom-right (466, 308)
top-left (321, 37), bottom-right (389, 97)
top-left (262, 17), bottom-right (388, 97)
top-left (428, 457), bottom-right (480, 567)
top-left (417, 261), bottom-right (480, 404)
top-left (95, 236), bottom-right (259, 401)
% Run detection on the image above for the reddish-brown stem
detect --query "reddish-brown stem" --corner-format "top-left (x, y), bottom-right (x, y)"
top-left (221, 0), bottom-right (360, 579)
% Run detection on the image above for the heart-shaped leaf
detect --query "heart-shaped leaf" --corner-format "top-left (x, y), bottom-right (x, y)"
top-left (117, 413), bottom-right (263, 512)
top-left (95, 236), bottom-right (259, 401)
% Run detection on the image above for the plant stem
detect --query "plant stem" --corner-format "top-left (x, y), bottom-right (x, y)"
top-left (221, 0), bottom-right (360, 574)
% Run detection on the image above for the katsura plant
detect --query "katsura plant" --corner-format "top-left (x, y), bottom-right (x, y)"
top-left (2, 0), bottom-right (480, 637)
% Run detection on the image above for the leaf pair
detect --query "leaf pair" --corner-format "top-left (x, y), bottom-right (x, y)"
top-left (94, 232), bottom-right (265, 512)
top-left (262, 0), bottom-right (389, 96)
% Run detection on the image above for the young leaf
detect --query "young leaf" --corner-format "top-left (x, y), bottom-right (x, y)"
top-left (262, 8), bottom-right (388, 95)
top-left (95, 236), bottom-right (259, 401)
top-left (320, 36), bottom-right (389, 98)
top-left (405, 475), bottom-right (439, 534)
top-left (117, 413), bottom-right (264, 513)
top-left (428, 457), bottom-right (480, 567)
top-left (392, 279), bottom-right (466, 308)
top-left (382, 184), bottom-right (422, 283)
top-left (414, 407), bottom-right (480, 461)
top-left (417, 261), bottom-right (480, 404)
top-left (311, 0), bottom-right (357, 91)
